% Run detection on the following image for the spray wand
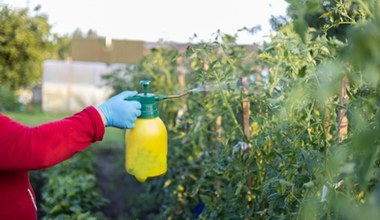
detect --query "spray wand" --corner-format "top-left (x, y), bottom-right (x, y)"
top-left (155, 90), bottom-right (193, 101)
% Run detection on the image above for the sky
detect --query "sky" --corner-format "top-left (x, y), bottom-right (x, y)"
top-left (1, 0), bottom-right (289, 44)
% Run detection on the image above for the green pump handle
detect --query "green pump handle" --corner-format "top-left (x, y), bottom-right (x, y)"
top-left (139, 80), bottom-right (150, 96)
top-left (126, 80), bottom-right (168, 101)
top-left (124, 80), bottom-right (158, 118)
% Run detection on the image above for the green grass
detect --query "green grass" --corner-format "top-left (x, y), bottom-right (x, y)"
top-left (5, 111), bottom-right (69, 125)
top-left (4, 111), bottom-right (125, 146)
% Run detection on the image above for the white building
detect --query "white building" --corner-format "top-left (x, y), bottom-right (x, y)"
top-left (42, 60), bottom-right (125, 113)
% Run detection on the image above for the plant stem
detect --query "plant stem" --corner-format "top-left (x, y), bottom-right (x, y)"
top-left (355, 0), bottom-right (374, 19)
top-left (213, 71), bottom-right (247, 141)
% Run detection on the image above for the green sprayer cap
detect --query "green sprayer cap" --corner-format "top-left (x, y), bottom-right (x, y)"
top-left (126, 79), bottom-right (192, 118)
top-left (127, 80), bottom-right (159, 118)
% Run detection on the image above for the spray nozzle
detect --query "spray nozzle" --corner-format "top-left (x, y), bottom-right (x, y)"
top-left (166, 90), bottom-right (193, 99)
top-left (136, 80), bottom-right (192, 101)
top-left (140, 80), bottom-right (151, 96)
top-left (154, 90), bottom-right (193, 101)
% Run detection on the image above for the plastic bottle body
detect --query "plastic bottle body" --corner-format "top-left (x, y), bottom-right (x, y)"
top-left (125, 117), bottom-right (167, 182)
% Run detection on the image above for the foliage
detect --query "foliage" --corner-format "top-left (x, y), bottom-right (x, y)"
top-left (0, 4), bottom-right (71, 92)
top-left (0, 5), bottom-right (54, 90)
top-left (39, 151), bottom-right (108, 219)
top-left (285, 0), bottom-right (374, 43)
top-left (101, 1), bottom-right (380, 220)
top-left (270, 15), bottom-right (290, 31)
top-left (0, 85), bottom-right (21, 111)
top-left (50, 33), bottom-right (72, 60)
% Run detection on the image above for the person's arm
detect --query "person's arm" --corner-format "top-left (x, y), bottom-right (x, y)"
top-left (0, 106), bottom-right (105, 171)
top-left (0, 90), bottom-right (140, 171)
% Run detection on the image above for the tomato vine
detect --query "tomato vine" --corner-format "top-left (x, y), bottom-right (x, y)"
top-left (103, 1), bottom-right (380, 219)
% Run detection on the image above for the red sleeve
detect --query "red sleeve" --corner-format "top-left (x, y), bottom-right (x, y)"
top-left (0, 106), bottom-right (105, 171)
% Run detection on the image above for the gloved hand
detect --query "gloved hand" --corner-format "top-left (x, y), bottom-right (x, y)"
top-left (98, 91), bottom-right (141, 129)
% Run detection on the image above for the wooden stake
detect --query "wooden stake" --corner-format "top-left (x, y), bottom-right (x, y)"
top-left (216, 115), bottom-right (223, 142)
top-left (176, 57), bottom-right (186, 95)
top-left (338, 75), bottom-right (350, 142)
top-left (241, 77), bottom-right (250, 139)
top-left (175, 57), bottom-right (187, 128)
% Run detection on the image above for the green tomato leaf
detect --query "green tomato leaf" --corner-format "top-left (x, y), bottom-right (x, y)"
top-left (294, 18), bottom-right (308, 43)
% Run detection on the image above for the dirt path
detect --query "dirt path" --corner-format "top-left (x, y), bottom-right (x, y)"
top-left (94, 148), bottom-right (142, 219)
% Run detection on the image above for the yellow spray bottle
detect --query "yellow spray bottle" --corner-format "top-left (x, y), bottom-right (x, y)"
top-left (125, 80), bottom-right (192, 182)
top-left (125, 80), bottom-right (167, 183)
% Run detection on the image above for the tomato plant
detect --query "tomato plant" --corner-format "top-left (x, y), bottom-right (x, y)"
top-left (102, 1), bottom-right (379, 219)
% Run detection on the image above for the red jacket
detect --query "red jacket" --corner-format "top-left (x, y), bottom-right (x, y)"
top-left (0, 106), bottom-right (105, 220)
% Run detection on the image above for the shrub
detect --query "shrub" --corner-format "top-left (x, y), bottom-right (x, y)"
top-left (38, 151), bottom-right (108, 219)
top-left (0, 86), bottom-right (21, 111)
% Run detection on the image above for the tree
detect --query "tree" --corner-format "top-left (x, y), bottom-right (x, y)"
top-left (86, 29), bottom-right (98, 38)
top-left (72, 28), bottom-right (84, 39)
top-left (269, 15), bottom-right (290, 31)
top-left (0, 5), bottom-right (53, 90)
top-left (50, 33), bottom-right (71, 60)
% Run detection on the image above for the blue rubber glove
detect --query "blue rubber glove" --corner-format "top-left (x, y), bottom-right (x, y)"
top-left (98, 91), bottom-right (141, 129)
